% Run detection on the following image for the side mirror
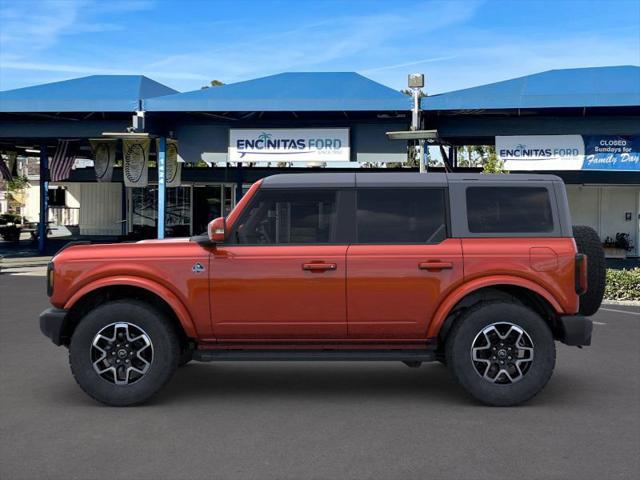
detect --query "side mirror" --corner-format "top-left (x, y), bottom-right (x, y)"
top-left (208, 216), bottom-right (226, 243)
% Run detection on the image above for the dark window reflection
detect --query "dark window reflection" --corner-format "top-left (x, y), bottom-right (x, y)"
top-left (466, 187), bottom-right (553, 233)
top-left (356, 188), bottom-right (446, 244)
top-left (235, 189), bottom-right (338, 244)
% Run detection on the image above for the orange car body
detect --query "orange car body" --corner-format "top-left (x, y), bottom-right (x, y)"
top-left (47, 174), bottom-right (583, 351)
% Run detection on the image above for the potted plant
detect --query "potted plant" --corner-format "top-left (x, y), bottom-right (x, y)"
top-left (603, 233), bottom-right (634, 259)
top-left (0, 175), bottom-right (29, 242)
top-left (0, 212), bottom-right (23, 242)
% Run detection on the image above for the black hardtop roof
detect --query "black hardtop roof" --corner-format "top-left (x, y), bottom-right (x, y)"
top-left (261, 172), bottom-right (562, 188)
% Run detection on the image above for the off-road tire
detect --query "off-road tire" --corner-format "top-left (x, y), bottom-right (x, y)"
top-left (69, 300), bottom-right (180, 406)
top-left (446, 301), bottom-right (555, 406)
top-left (572, 225), bottom-right (606, 316)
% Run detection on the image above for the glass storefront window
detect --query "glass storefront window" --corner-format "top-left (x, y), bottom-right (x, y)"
top-left (130, 186), bottom-right (192, 239)
top-left (166, 187), bottom-right (191, 237)
top-left (130, 187), bottom-right (158, 239)
top-left (193, 185), bottom-right (222, 235)
top-left (128, 183), bottom-right (236, 239)
top-left (223, 185), bottom-right (234, 216)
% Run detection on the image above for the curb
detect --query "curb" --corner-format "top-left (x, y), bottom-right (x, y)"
top-left (0, 257), bottom-right (51, 273)
top-left (0, 262), bottom-right (50, 271)
top-left (0, 261), bottom-right (50, 267)
top-left (602, 299), bottom-right (640, 307)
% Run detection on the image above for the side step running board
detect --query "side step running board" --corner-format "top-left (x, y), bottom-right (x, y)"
top-left (193, 349), bottom-right (437, 362)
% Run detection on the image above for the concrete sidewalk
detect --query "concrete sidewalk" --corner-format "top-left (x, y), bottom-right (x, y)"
top-left (0, 255), bottom-right (52, 273)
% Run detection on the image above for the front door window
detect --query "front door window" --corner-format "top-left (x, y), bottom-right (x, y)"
top-left (232, 189), bottom-right (338, 245)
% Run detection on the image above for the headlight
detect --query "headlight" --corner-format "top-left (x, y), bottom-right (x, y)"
top-left (47, 262), bottom-right (55, 296)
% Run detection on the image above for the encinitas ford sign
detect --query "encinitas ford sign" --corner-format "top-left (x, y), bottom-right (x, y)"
top-left (229, 128), bottom-right (350, 162)
top-left (497, 135), bottom-right (640, 171)
top-left (497, 135), bottom-right (584, 170)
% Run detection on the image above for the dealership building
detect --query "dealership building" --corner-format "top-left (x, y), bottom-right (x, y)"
top-left (0, 65), bottom-right (638, 257)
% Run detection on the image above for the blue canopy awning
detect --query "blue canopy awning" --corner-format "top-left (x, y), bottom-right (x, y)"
top-left (0, 75), bottom-right (178, 113)
top-left (422, 65), bottom-right (640, 111)
top-left (145, 72), bottom-right (411, 112)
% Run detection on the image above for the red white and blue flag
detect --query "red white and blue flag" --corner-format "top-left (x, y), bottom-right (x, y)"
top-left (49, 140), bottom-right (78, 182)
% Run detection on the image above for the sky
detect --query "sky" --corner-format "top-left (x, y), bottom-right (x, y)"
top-left (0, 0), bottom-right (639, 94)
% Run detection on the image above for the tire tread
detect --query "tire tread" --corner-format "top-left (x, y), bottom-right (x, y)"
top-left (572, 225), bottom-right (606, 316)
top-left (445, 300), bottom-right (556, 406)
top-left (68, 299), bottom-right (180, 406)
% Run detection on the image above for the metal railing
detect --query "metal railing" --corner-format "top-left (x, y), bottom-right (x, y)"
top-left (48, 206), bottom-right (79, 226)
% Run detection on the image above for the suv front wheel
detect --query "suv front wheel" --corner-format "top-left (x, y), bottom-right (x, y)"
top-left (446, 302), bottom-right (556, 406)
top-left (69, 300), bottom-right (180, 406)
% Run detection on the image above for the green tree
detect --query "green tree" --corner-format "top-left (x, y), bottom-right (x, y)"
top-left (201, 79), bottom-right (225, 89)
top-left (481, 147), bottom-right (507, 174)
top-left (456, 145), bottom-right (506, 172)
top-left (5, 175), bottom-right (30, 214)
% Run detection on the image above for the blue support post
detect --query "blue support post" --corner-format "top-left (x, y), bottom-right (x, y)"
top-left (38, 145), bottom-right (48, 254)
top-left (157, 137), bottom-right (166, 239)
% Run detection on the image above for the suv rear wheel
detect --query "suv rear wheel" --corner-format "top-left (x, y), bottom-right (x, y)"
top-left (69, 300), bottom-right (180, 406)
top-left (446, 302), bottom-right (555, 406)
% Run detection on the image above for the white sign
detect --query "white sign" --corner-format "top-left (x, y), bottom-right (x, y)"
top-left (496, 135), bottom-right (585, 170)
top-left (229, 128), bottom-right (350, 162)
top-left (90, 139), bottom-right (116, 182)
top-left (123, 138), bottom-right (150, 187)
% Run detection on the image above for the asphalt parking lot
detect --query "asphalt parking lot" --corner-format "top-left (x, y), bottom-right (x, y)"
top-left (1, 273), bottom-right (638, 480)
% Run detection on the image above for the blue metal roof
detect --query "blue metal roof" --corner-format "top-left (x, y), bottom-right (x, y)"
top-left (0, 75), bottom-right (178, 113)
top-left (145, 72), bottom-right (411, 112)
top-left (422, 66), bottom-right (640, 111)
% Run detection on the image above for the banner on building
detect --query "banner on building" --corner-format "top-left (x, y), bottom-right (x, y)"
top-left (497, 135), bottom-right (640, 171)
top-left (123, 138), bottom-right (149, 187)
top-left (90, 139), bottom-right (116, 182)
top-left (582, 136), bottom-right (640, 171)
top-left (229, 128), bottom-right (350, 162)
top-left (496, 135), bottom-right (585, 171)
top-left (156, 138), bottom-right (182, 187)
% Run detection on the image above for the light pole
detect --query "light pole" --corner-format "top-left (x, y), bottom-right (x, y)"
top-left (408, 73), bottom-right (425, 172)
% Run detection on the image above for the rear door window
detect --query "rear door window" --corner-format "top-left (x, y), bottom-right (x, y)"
top-left (356, 188), bottom-right (447, 244)
top-left (466, 187), bottom-right (554, 233)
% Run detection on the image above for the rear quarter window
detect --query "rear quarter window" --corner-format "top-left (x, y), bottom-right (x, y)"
top-left (466, 186), bottom-right (554, 233)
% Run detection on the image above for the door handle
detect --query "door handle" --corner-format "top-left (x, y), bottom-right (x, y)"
top-left (419, 261), bottom-right (453, 271)
top-left (302, 262), bottom-right (337, 272)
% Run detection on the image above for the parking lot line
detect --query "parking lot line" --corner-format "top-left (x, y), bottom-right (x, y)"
top-left (600, 307), bottom-right (640, 316)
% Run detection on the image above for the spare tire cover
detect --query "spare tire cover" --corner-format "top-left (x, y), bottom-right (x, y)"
top-left (572, 225), bottom-right (606, 316)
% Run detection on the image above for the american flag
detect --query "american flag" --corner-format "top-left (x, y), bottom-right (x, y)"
top-left (0, 156), bottom-right (12, 181)
top-left (49, 140), bottom-right (78, 182)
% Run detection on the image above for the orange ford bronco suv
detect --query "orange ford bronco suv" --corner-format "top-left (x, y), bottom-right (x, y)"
top-left (40, 173), bottom-right (605, 406)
